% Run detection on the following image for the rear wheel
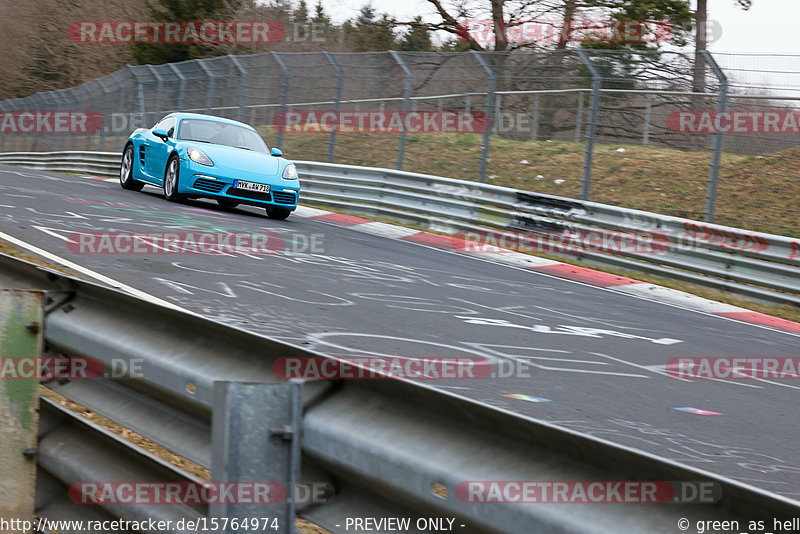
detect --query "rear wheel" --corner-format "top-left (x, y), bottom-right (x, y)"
top-left (217, 199), bottom-right (239, 208)
top-left (265, 207), bottom-right (291, 220)
top-left (163, 155), bottom-right (182, 201)
top-left (120, 145), bottom-right (144, 191)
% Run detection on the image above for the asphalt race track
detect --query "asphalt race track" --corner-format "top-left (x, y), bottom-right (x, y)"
top-left (1, 163), bottom-right (798, 499)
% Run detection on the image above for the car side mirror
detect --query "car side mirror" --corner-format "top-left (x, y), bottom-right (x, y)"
top-left (153, 128), bottom-right (169, 141)
top-left (271, 148), bottom-right (283, 157)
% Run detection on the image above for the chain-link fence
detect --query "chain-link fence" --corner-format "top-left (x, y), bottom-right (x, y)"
top-left (0, 50), bottom-right (797, 236)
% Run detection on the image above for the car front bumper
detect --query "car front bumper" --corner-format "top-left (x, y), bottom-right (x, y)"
top-left (182, 162), bottom-right (300, 210)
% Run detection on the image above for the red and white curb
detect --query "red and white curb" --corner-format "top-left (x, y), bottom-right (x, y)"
top-left (293, 205), bottom-right (800, 336)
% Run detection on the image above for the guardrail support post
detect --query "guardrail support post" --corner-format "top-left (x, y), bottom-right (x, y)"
top-left (390, 51), bottom-right (413, 170)
top-left (228, 55), bottom-right (249, 124)
top-left (471, 51), bottom-right (496, 184)
top-left (211, 380), bottom-right (303, 533)
top-left (271, 52), bottom-right (290, 150)
top-left (0, 290), bottom-right (44, 527)
top-left (324, 52), bottom-right (344, 164)
top-left (577, 50), bottom-right (601, 201)
top-left (701, 50), bottom-right (728, 224)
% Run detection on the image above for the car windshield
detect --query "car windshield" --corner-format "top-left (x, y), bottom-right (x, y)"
top-left (177, 118), bottom-right (269, 154)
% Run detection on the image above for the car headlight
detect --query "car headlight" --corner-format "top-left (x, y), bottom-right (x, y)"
top-left (187, 147), bottom-right (213, 166)
top-left (282, 164), bottom-right (298, 180)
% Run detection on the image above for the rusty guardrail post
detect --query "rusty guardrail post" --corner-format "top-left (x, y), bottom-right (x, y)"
top-left (0, 290), bottom-right (44, 533)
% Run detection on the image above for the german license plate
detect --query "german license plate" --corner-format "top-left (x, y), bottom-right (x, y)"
top-left (234, 180), bottom-right (270, 193)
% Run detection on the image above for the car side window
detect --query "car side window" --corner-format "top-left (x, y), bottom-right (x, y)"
top-left (161, 117), bottom-right (176, 138)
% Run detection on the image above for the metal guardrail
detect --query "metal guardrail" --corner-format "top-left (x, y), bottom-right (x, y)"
top-left (1, 150), bottom-right (796, 307)
top-left (1, 253), bottom-right (799, 534)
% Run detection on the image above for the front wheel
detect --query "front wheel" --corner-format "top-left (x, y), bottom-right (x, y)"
top-left (265, 207), bottom-right (291, 220)
top-left (163, 155), bottom-right (182, 201)
top-left (120, 145), bottom-right (144, 191)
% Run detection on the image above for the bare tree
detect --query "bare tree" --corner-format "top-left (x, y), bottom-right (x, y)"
top-left (693, 0), bottom-right (751, 94)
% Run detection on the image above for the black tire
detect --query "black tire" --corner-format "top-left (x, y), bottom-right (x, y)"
top-left (120, 145), bottom-right (144, 191)
top-left (265, 207), bottom-right (291, 220)
top-left (217, 199), bottom-right (239, 208)
top-left (163, 154), bottom-right (182, 201)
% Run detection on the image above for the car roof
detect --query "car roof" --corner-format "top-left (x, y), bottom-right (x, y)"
top-left (168, 112), bottom-right (255, 130)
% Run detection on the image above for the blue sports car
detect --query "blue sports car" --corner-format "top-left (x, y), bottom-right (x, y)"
top-left (119, 112), bottom-right (299, 220)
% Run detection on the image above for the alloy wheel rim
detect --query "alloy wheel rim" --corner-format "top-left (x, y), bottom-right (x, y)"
top-left (166, 161), bottom-right (177, 195)
top-left (121, 151), bottom-right (131, 183)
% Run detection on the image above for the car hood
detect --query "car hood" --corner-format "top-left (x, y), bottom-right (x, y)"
top-left (196, 144), bottom-right (281, 175)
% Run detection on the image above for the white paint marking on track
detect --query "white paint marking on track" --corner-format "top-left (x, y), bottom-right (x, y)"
top-left (465, 251), bottom-right (561, 268)
top-left (355, 221), bottom-right (421, 239)
top-left (293, 205), bottom-right (332, 218)
top-left (613, 283), bottom-right (746, 314)
top-left (0, 230), bottom-right (193, 313)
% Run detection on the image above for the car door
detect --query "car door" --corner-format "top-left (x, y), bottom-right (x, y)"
top-left (136, 117), bottom-right (164, 182)
top-left (146, 116), bottom-right (177, 183)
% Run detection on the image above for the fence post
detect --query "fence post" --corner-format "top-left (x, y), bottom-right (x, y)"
top-left (228, 55), bottom-right (249, 123)
top-left (271, 52), bottom-right (290, 150)
top-left (471, 51), bottom-right (496, 184)
top-left (196, 59), bottom-right (216, 116)
top-left (390, 51), bottom-right (412, 170)
top-left (493, 94), bottom-right (502, 134)
top-left (52, 91), bottom-right (68, 150)
top-left (574, 92), bottom-right (584, 143)
top-left (530, 94), bottom-right (540, 141)
top-left (9, 100), bottom-right (19, 151)
top-left (700, 50), bottom-right (728, 224)
top-left (577, 50), bottom-right (601, 201)
top-left (147, 65), bottom-right (164, 120)
top-left (127, 65), bottom-right (146, 124)
top-left (68, 88), bottom-right (82, 151)
top-left (643, 93), bottom-right (652, 145)
top-left (324, 52), bottom-right (343, 164)
top-left (167, 63), bottom-right (187, 113)
top-left (96, 80), bottom-right (112, 151)
top-left (211, 380), bottom-right (303, 532)
top-left (28, 94), bottom-right (42, 152)
top-left (109, 71), bottom-right (128, 148)
top-left (0, 101), bottom-right (7, 151)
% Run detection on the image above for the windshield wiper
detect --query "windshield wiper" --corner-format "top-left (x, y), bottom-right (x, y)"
top-left (181, 138), bottom-right (210, 143)
top-left (233, 146), bottom-right (253, 151)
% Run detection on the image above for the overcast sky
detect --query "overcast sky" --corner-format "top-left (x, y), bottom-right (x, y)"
top-left (320, 0), bottom-right (799, 55)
